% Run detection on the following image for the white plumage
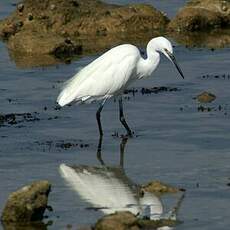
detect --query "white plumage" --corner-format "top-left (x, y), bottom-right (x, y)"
top-left (57, 37), bottom-right (184, 135)
top-left (57, 44), bottom-right (140, 106)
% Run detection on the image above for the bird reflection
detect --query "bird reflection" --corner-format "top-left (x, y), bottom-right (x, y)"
top-left (60, 137), bottom-right (183, 223)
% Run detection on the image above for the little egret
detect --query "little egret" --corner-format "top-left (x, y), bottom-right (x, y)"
top-left (57, 36), bottom-right (184, 136)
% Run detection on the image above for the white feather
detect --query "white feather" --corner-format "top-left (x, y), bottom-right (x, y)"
top-left (57, 44), bottom-right (140, 106)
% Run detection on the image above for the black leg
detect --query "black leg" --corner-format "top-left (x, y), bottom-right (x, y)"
top-left (96, 100), bottom-right (106, 136)
top-left (97, 135), bottom-right (105, 165)
top-left (119, 97), bottom-right (133, 137)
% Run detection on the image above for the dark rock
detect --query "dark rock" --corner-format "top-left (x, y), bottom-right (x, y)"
top-left (28, 13), bottom-right (34, 21)
top-left (1, 180), bottom-right (51, 223)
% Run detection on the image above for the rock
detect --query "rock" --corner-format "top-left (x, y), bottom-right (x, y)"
top-left (27, 13), bottom-right (34, 21)
top-left (94, 211), bottom-right (178, 230)
top-left (0, 0), bottom-right (169, 66)
top-left (2, 222), bottom-right (48, 230)
top-left (17, 3), bottom-right (24, 13)
top-left (141, 180), bottom-right (179, 194)
top-left (168, 0), bottom-right (230, 32)
top-left (94, 211), bottom-right (139, 230)
top-left (195, 91), bottom-right (216, 103)
top-left (7, 31), bottom-right (82, 58)
top-left (138, 219), bottom-right (178, 229)
top-left (1, 180), bottom-right (51, 223)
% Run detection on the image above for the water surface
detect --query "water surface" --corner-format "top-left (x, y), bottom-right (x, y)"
top-left (0, 1), bottom-right (230, 230)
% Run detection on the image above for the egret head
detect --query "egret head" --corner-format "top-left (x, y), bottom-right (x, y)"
top-left (149, 37), bottom-right (185, 79)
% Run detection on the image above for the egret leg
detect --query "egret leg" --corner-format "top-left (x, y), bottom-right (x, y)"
top-left (119, 97), bottom-right (133, 136)
top-left (97, 135), bottom-right (105, 165)
top-left (96, 99), bottom-right (106, 136)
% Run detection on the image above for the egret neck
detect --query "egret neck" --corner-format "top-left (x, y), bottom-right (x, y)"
top-left (137, 42), bottom-right (160, 79)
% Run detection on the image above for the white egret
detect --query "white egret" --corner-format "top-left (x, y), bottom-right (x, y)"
top-left (57, 36), bottom-right (184, 136)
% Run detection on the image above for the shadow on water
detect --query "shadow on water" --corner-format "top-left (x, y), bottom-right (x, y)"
top-left (59, 136), bottom-right (185, 227)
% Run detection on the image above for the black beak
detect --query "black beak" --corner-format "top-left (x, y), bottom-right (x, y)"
top-left (165, 49), bottom-right (185, 79)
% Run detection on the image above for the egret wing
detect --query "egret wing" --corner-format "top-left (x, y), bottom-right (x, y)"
top-left (57, 45), bottom-right (140, 106)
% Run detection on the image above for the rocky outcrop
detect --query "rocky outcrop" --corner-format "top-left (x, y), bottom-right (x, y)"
top-left (1, 180), bottom-right (51, 223)
top-left (168, 0), bottom-right (230, 32)
top-left (0, 0), bottom-right (169, 66)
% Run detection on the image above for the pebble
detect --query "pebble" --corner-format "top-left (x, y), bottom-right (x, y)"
top-left (17, 3), bottom-right (24, 13)
top-left (28, 13), bottom-right (34, 21)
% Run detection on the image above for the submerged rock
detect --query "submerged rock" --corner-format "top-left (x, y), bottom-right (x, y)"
top-left (168, 0), bottom-right (230, 32)
top-left (95, 211), bottom-right (139, 230)
top-left (195, 91), bottom-right (216, 103)
top-left (141, 180), bottom-right (180, 194)
top-left (94, 211), bottom-right (178, 230)
top-left (0, 0), bottom-right (169, 66)
top-left (1, 180), bottom-right (51, 223)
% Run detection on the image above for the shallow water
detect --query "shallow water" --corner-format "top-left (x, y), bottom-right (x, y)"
top-left (1, 1), bottom-right (230, 230)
